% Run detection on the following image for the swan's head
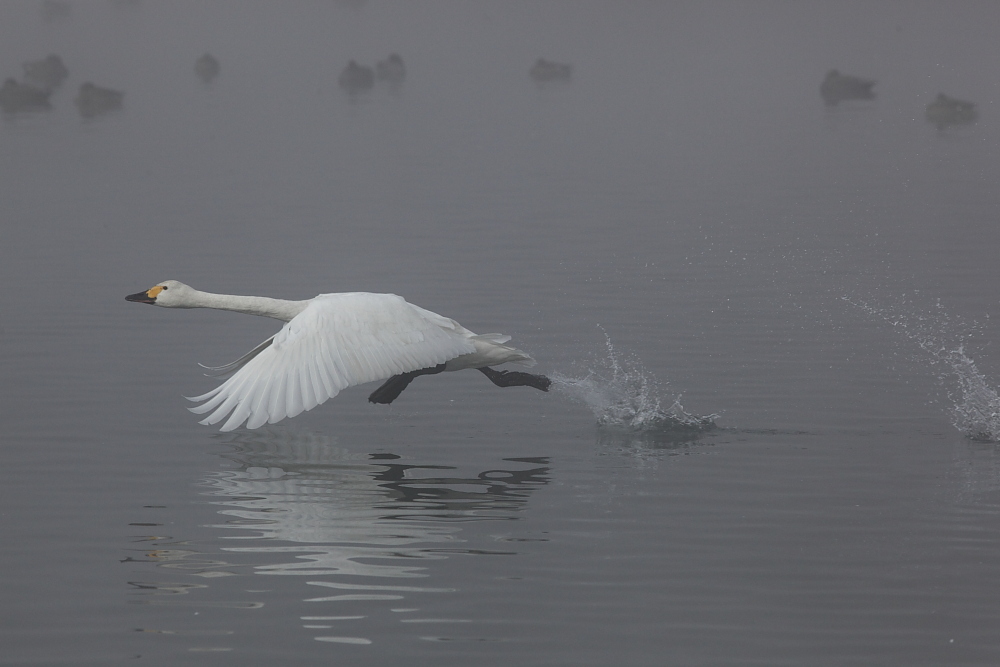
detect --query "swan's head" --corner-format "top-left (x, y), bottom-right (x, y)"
top-left (125, 280), bottom-right (194, 307)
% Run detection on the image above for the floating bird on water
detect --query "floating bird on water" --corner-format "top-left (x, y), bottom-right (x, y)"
top-left (530, 58), bottom-right (572, 82)
top-left (375, 53), bottom-right (406, 83)
top-left (0, 78), bottom-right (51, 113)
top-left (338, 60), bottom-right (374, 93)
top-left (126, 281), bottom-right (551, 431)
top-left (925, 93), bottom-right (977, 129)
top-left (194, 53), bottom-right (220, 83)
top-left (820, 69), bottom-right (875, 105)
top-left (22, 54), bottom-right (68, 90)
top-left (75, 82), bottom-right (123, 117)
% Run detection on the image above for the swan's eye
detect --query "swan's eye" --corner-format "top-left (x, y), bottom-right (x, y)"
top-left (161, 286), bottom-right (168, 290)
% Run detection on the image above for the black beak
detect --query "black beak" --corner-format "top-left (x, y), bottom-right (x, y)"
top-left (125, 290), bottom-right (156, 304)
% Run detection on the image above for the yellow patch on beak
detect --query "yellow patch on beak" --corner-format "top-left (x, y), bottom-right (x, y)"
top-left (146, 286), bottom-right (165, 299)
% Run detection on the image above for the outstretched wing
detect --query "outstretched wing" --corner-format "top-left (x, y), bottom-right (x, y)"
top-left (187, 293), bottom-right (476, 431)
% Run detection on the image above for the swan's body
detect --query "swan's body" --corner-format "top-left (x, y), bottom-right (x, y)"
top-left (126, 281), bottom-right (550, 431)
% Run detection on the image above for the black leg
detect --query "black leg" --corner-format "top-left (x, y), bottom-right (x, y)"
top-left (368, 364), bottom-right (446, 404)
top-left (479, 366), bottom-right (551, 392)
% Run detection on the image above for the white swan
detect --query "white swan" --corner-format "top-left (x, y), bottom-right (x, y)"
top-left (125, 281), bottom-right (551, 431)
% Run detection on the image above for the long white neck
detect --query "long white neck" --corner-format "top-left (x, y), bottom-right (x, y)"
top-left (183, 289), bottom-right (310, 322)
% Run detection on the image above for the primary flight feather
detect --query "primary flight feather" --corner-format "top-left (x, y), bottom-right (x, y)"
top-left (126, 280), bottom-right (551, 431)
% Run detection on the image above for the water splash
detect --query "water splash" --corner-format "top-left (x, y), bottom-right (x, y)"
top-left (845, 295), bottom-right (1000, 441)
top-left (551, 335), bottom-right (717, 445)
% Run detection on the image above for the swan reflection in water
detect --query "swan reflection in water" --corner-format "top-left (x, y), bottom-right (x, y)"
top-left (129, 429), bottom-right (549, 646)
top-left (207, 431), bottom-right (549, 576)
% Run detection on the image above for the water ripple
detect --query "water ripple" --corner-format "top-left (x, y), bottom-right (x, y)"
top-left (126, 430), bottom-right (553, 646)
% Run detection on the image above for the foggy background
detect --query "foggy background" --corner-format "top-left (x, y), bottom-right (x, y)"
top-left (3, 0), bottom-right (999, 434)
top-left (3, 1), bottom-right (1000, 664)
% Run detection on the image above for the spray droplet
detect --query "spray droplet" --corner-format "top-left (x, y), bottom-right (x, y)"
top-left (551, 334), bottom-right (717, 441)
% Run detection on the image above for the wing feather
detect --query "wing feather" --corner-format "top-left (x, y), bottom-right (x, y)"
top-left (240, 373), bottom-right (270, 430)
top-left (316, 339), bottom-right (337, 398)
top-left (197, 335), bottom-right (276, 377)
top-left (306, 358), bottom-right (327, 407)
top-left (286, 363), bottom-right (305, 419)
top-left (268, 372), bottom-right (288, 425)
top-left (197, 354), bottom-right (268, 420)
top-left (187, 293), bottom-right (477, 431)
top-left (245, 366), bottom-right (279, 429)
top-left (221, 398), bottom-right (253, 432)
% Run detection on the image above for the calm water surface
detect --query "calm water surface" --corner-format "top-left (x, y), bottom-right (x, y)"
top-left (3, 2), bottom-right (1000, 665)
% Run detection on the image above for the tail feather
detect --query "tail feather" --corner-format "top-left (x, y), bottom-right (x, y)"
top-left (473, 333), bottom-right (512, 344)
top-left (505, 352), bottom-right (536, 368)
top-left (469, 334), bottom-right (535, 367)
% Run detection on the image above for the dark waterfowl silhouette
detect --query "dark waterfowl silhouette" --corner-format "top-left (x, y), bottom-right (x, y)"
top-left (338, 60), bottom-right (375, 93)
top-left (75, 82), bottom-right (123, 118)
top-left (820, 69), bottom-right (875, 105)
top-left (530, 58), bottom-right (572, 82)
top-left (0, 78), bottom-right (51, 113)
top-left (194, 53), bottom-right (220, 83)
top-left (925, 93), bottom-right (977, 129)
top-left (22, 54), bottom-right (68, 90)
top-left (375, 53), bottom-right (406, 84)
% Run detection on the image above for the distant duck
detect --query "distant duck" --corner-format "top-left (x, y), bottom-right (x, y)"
top-left (194, 53), bottom-right (220, 83)
top-left (22, 54), bottom-right (69, 90)
top-left (338, 60), bottom-right (374, 93)
top-left (530, 58), bottom-right (572, 82)
top-left (820, 69), bottom-right (875, 105)
top-left (75, 82), bottom-right (123, 118)
top-left (0, 78), bottom-right (51, 113)
top-left (925, 93), bottom-right (977, 129)
top-left (375, 53), bottom-right (406, 84)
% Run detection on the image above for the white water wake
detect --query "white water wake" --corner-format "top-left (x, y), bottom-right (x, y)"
top-left (551, 335), bottom-right (717, 443)
top-left (846, 296), bottom-right (1000, 441)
